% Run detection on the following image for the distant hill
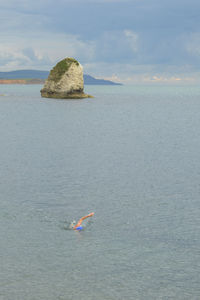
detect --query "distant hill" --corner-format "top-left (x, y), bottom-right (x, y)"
top-left (84, 74), bottom-right (122, 85)
top-left (0, 70), bottom-right (48, 80)
top-left (0, 70), bottom-right (122, 85)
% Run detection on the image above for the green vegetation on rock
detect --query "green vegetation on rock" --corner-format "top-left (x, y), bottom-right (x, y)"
top-left (48, 58), bottom-right (79, 82)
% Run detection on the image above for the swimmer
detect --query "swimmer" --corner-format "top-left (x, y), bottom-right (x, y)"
top-left (70, 212), bottom-right (94, 230)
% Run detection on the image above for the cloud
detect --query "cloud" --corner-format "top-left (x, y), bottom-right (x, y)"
top-left (1, 0), bottom-right (200, 83)
top-left (150, 76), bottom-right (181, 82)
top-left (0, 32), bottom-right (96, 71)
top-left (0, 44), bottom-right (51, 71)
top-left (124, 30), bottom-right (138, 52)
top-left (185, 33), bottom-right (200, 57)
top-left (0, 0), bottom-right (135, 12)
top-left (83, 60), bottom-right (200, 84)
top-left (0, 28), bottom-right (140, 70)
top-left (93, 30), bottom-right (139, 63)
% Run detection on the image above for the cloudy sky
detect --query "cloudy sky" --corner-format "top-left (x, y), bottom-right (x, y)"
top-left (1, 0), bottom-right (200, 83)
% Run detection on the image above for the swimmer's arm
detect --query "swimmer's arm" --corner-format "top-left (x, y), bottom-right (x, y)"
top-left (73, 212), bottom-right (94, 229)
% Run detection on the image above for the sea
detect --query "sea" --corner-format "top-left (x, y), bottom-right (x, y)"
top-left (0, 84), bottom-right (200, 300)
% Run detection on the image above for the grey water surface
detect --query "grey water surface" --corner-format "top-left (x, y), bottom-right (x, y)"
top-left (0, 84), bottom-right (200, 300)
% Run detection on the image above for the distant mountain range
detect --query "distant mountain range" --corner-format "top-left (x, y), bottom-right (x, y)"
top-left (0, 70), bottom-right (122, 85)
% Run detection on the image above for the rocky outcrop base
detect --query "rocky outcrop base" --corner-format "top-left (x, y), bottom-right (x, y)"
top-left (41, 90), bottom-right (93, 99)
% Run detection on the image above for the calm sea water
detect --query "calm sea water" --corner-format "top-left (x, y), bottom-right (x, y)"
top-left (0, 84), bottom-right (200, 300)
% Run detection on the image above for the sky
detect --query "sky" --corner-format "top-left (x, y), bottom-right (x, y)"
top-left (1, 0), bottom-right (200, 83)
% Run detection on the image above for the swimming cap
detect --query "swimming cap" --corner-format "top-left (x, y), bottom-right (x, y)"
top-left (75, 226), bottom-right (83, 230)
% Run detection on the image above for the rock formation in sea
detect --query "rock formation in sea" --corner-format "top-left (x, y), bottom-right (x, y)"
top-left (40, 57), bottom-right (93, 99)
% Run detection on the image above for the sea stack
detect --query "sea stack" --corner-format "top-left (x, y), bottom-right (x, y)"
top-left (40, 57), bottom-right (93, 99)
